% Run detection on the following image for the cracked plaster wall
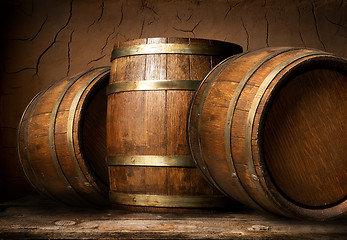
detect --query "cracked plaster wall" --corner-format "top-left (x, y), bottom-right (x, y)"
top-left (0, 0), bottom-right (346, 201)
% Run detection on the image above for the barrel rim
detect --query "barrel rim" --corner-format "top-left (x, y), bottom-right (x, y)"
top-left (71, 67), bottom-right (111, 198)
top-left (112, 37), bottom-right (243, 50)
top-left (243, 49), bottom-right (327, 217)
top-left (111, 37), bottom-right (243, 61)
top-left (257, 54), bottom-right (347, 220)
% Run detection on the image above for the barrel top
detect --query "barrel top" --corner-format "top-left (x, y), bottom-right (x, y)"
top-left (113, 37), bottom-right (243, 48)
top-left (111, 37), bottom-right (243, 61)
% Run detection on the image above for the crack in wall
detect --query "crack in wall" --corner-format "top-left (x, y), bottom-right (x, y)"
top-left (139, 18), bottom-right (145, 38)
top-left (97, 2), bottom-right (104, 22)
top-left (34, 0), bottom-right (74, 76)
top-left (101, 27), bottom-right (116, 54)
top-left (66, 30), bottom-right (74, 76)
top-left (311, 3), bottom-right (326, 51)
top-left (176, 11), bottom-right (182, 22)
top-left (0, 146), bottom-right (17, 149)
top-left (224, 2), bottom-right (239, 20)
top-left (241, 17), bottom-right (249, 51)
top-left (297, 5), bottom-right (306, 46)
top-left (4, 9), bottom-right (46, 76)
top-left (0, 127), bottom-right (17, 131)
top-left (87, 1), bottom-right (104, 32)
top-left (172, 19), bottom-right (202, 37)
top-left (8, 16), bottom-right (48, 42)
top-left (265, 9), bottom-right (269, 47)
top-left (118, 2), bottom-right (124, 27)
top-left (87, 55), bottom-right (106, 65)
top-left (325, 16), bottom-right (346, 29)
top-left (29, 15), bottom-right (48, 41)
top-left (140, 0), bottom-right (159, 16)
top-left (5, 67), bottom-right (36, 74)
top-left (186, 13), bottom-right (193, 22)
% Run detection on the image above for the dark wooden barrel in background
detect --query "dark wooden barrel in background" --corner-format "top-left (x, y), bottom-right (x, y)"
top-left (17, 67), bottom-right (110, 206)
top-left (107, 37), bottom-right (243, 212)
top-left (188, 47), bottom-right (347, 220)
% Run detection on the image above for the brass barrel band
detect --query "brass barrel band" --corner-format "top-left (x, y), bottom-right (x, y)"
top-left (107, 155), bottom-right (196, 167)
top-left (106, 80), bottom-right (201, 95)
top-left (109, 192), bottom-right (230, 208)
top-left (49, 69), bottom-right (100, 205)
top-left (223, 47), bottom-right (300, 212)
top-left (193, 53), bottom-right (246, 198)
top-left (111, 43), bottom-right (237, 61)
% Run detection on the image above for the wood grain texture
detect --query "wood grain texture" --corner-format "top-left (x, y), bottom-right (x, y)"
top-left (188, 47), bottom-right (347, 220)
top-left (1, 195), bottom-right (347, 240)
top-left (107, 37), bottom-right (242, 212)
top-left (17, 68), bottom-right (110, 206)
top-left (263, 67), bottom-right (347, 207)
top-left (1, 0), bottom-right (346, 202)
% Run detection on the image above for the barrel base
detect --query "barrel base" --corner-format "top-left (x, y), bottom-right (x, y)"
top-left (109, 191), bottom-right (239, 213)
top-left (111, 204), bottom-right (240, 214)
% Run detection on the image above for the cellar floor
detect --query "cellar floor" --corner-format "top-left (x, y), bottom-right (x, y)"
top-left (0, 195), bottom-right (346, 240)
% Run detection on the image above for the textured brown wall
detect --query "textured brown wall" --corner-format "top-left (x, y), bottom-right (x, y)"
top-left (0, 0), bottom-right (346, 201)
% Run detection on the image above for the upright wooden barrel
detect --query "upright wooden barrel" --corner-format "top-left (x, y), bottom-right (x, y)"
top-left (107, 37), bottom-right (242, 212)
top-left (17, 67), bottom-right (110, 206)
top-left (188, 47), bottom-right (347, 220)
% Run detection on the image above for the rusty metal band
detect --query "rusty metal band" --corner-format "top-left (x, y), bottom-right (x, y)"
top-left (106, 155), bottom-right (196, 167)
top-left (245, 50), bottom-right (328, 214)
top-left (19, 90), bottom-right (59, 202)
top-left (49, 68), bottom-right (102, 205)
top-left (224, 47), bottom-right (299, 212)
top-left (67, 67), bottom-right (110, 200)
top-left (192, 54), bottom-right (245, 197)
top-left (109, 192), bottom-right (230, 208)
top-left (106, 80), bottom-right (201, 95)
top-left (111, 43), bottom-right (237, 61)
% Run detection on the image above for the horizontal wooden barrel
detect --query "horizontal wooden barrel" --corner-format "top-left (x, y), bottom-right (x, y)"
top-left (17, 67), bottom-right (110, 206)
top-left (188, 47), bottom-right (347, 220)
top-left (107, 37), bottom-right (243, 212)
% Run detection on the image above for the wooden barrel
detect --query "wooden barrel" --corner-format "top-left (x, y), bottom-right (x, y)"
top-left (188, 47), bottom-right (347, 220)
top-left (17, 67), bottom-right (110, 206)
top-left (107, 37), bottom-right (243, 212)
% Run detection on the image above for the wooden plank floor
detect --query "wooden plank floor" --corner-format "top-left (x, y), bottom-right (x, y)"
top-left (0, 195), bottom-right (346, 240)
